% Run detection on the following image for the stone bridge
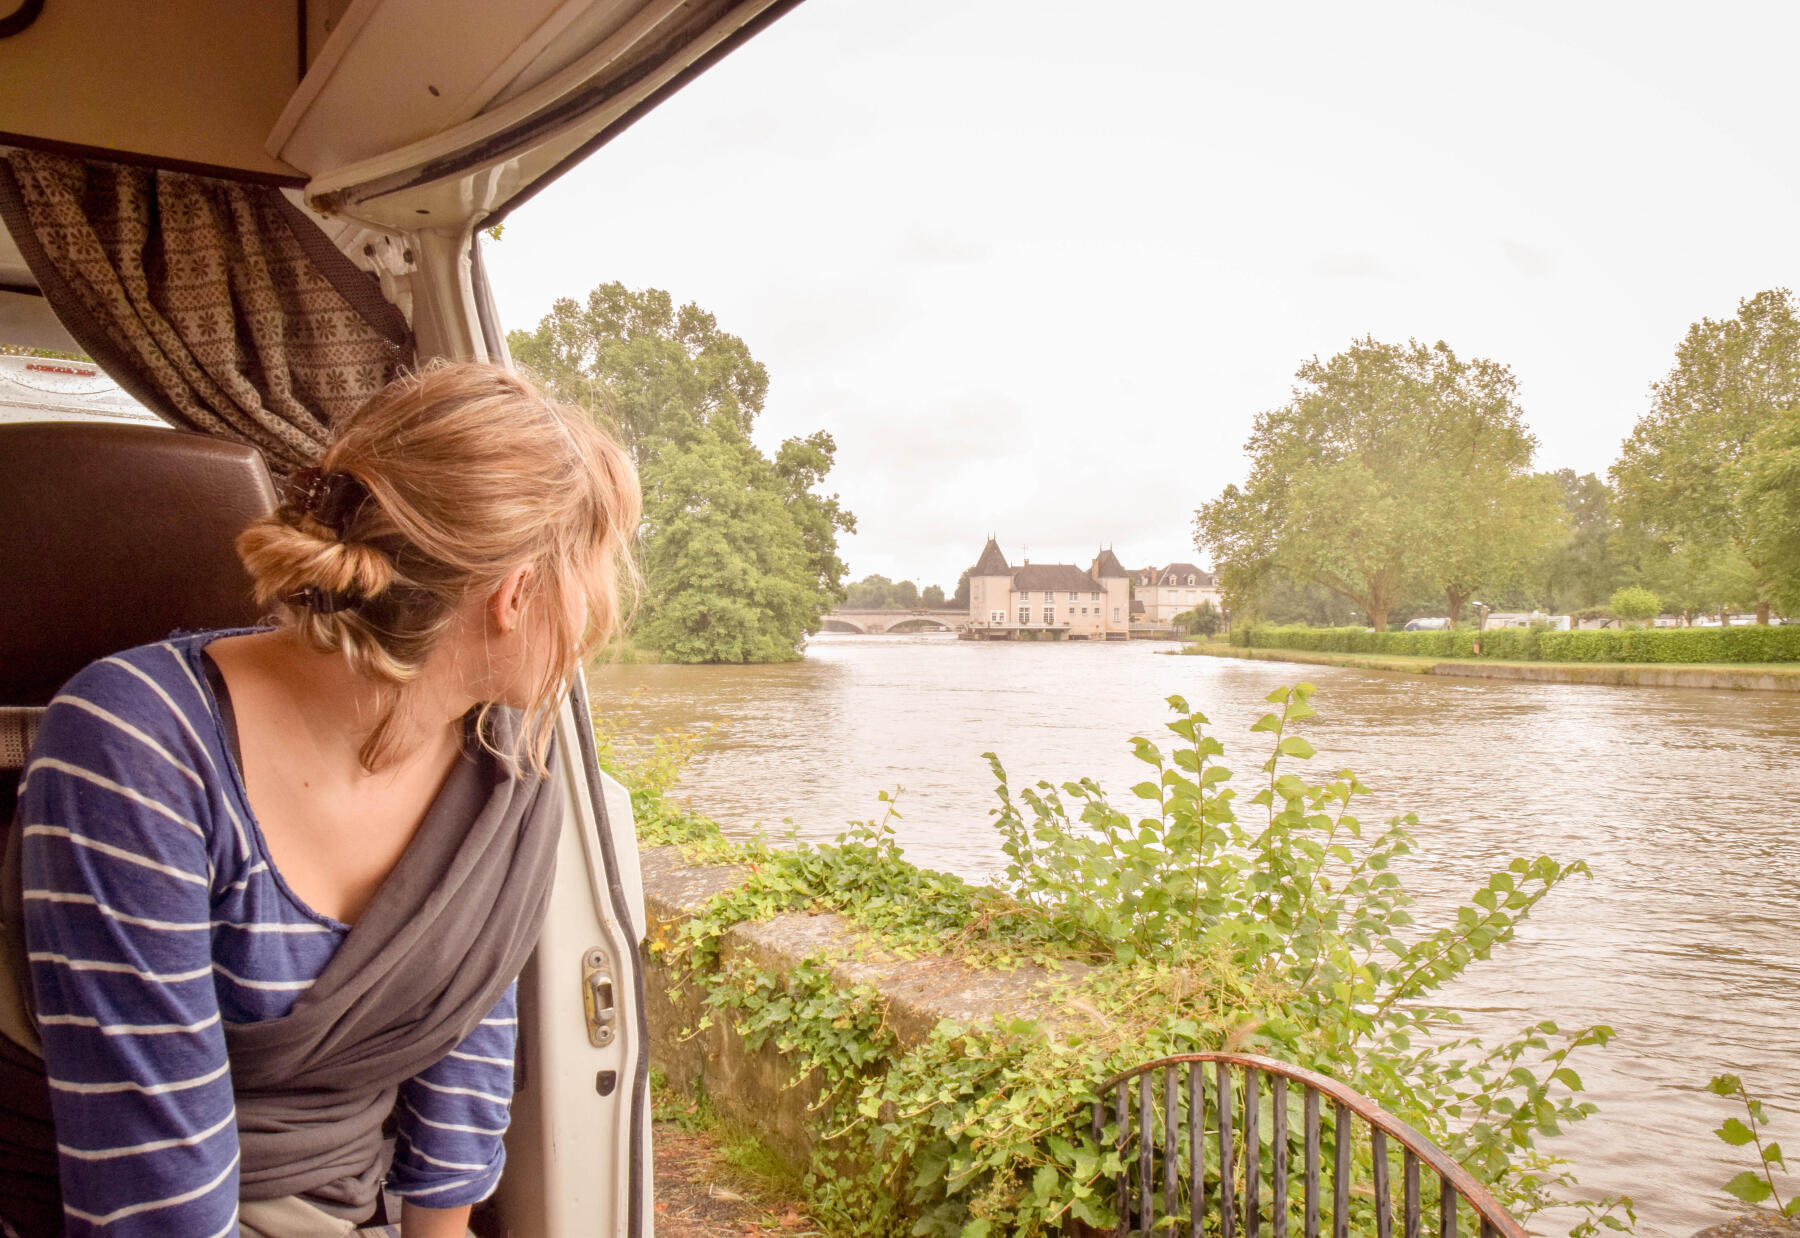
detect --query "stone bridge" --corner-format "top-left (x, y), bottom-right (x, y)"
top-left (822, 607), bottom-right (963, 634)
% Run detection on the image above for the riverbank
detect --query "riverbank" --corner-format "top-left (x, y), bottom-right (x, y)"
top-left (1184, 642), bottom-right (1800, 691)
top-left (592, 635), bottom-right (1800, 1235)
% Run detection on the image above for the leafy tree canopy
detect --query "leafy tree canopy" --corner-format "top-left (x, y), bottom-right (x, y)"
top-left (842, 575), bottom-right (953, 609)
top-left (510, 283), bottom-right (854, 663)
top-left (1535, 470), bottom-right (1627, 614)
top-left (1612, 288), bottom-right (1800, 621)
top-left (1741, 407), bottom-right (1800, 616)
top-left (1196, 337), bottom-right (1554, 630)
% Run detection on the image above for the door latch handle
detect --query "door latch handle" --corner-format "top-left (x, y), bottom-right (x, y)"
top-left (582, 947), bottom-right (616, 1047)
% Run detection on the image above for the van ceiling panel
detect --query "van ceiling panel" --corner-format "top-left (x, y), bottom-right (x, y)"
top-left (296, 0), bottom-right (789, 230)
top-left (0, 0), bottom-right (800, 232)
top-left (0, 2), bottom-right (303, 183)
top-left (272, 0), bottom-right (616, 173)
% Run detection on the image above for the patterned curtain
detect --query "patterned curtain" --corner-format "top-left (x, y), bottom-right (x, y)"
top-left (0, 150), bottom-right (411, 474)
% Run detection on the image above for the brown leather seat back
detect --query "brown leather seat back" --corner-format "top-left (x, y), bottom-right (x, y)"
top-left (0, 422), bottom-right (277, 824)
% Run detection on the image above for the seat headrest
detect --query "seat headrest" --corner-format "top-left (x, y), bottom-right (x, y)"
top-left (0, 422), bottom-right (278, 705)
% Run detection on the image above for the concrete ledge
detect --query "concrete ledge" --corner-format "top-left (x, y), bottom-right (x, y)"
top-left (638, 845), bottom-right (1089, 1166)
top-left (1429, 660), bottom-right (1800, 691)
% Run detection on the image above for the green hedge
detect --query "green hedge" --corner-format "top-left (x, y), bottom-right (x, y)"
top-left (1231, 624), bottom-right (1800, 663)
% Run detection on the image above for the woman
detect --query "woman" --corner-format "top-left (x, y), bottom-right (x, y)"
top-left (0, 362), bottom-right (639, 1237)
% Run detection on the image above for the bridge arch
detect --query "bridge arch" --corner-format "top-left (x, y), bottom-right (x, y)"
top-left (822, 618), bottom-right (867, 634)
top-left (884, 616), bottom-right (954, 634)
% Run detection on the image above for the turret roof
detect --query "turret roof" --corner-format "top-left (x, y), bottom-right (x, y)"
top-left (1091, 548), bottom-right (1128, 578)
top-left (971, 537), bottom-right (1011, 576)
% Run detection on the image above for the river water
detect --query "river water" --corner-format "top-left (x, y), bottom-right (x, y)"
top-left (590, 633), bottom-right (1800, 1237)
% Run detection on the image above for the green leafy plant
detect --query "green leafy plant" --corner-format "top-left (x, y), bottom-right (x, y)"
top-left (624, 690), bottom-right (1630, 1237)
top-left (1707, 1074), bottom-right (1798, 1216)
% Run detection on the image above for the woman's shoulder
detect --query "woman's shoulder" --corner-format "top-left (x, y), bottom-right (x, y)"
top-left (38, 628), bottom-right (248, 762)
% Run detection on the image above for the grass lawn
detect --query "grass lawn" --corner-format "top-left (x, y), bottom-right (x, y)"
top-left (1183, 642), bottom-right (1800, 687)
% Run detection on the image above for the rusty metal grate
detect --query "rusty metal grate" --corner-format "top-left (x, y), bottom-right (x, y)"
top-left (1091, 1053), bottom-right (1526, 1238)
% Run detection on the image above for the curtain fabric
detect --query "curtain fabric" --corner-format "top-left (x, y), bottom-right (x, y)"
top-left (0, 150), bottom-right (411, 474)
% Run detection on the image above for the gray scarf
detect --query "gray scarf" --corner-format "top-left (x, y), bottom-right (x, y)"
top-left (2, 708), bottom-right (563, 1216)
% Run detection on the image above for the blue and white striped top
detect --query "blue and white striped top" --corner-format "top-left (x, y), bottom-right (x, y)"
top-left (16, 630), bottom-right (518, 1236)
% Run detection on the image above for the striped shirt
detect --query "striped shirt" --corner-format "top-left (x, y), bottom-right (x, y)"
top-left (16, 630), bottom-right (518, 1236)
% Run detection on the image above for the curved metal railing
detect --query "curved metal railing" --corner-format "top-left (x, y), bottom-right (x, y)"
top-left (1091, 1053), bottom-right (1526, 1238)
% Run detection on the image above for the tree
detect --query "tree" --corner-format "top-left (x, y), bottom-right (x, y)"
top-left (1420, 471), bottom-right (1567, 625)
top-left (511, 283), bottom-right (854, 662)
top-left (1609, 585), bottom-right (1660, 626)
top-left (632, 428), bottom-right (822, 662)
top-left (844, 575), bottom-right (894, 608)
top-left (1636, 540), bottom-right (1758, 625)
top-left (952, 570), bottom-right (971, 609)
top-left (1741, 407), bottom-right (1800, 618)
top-left (775, 430), bottom-right (854, 619)
top-left (1196, 337), bottom-right (1541, 631)
top-left (845, 575), bottom-right (937, 608)
top-left (1536, 470), bottom-right (1626, 613)
top-left (1183, 599), bottom-right (1223, 636)
top-left (509, 283), bottom-right (766, 466)
top-left (1612, 289), bottom-right (1800, 623)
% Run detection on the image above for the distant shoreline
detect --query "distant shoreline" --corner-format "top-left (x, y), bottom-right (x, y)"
top-left (1183, 643), bottom-right (1800, 692)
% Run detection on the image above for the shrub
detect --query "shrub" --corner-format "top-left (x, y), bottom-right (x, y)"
top-left (1175, 599), bottom-right (1223, 637)
top-left (1609, 586), bottom-right (1660, 625)
top-left (1240, 624), bottom-right (1800, 663)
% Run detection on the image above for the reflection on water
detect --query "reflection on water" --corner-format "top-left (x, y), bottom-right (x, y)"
top-left (591, 633), bottom-right (1800, 1237)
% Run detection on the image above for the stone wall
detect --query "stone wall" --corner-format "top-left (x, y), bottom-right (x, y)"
top-left (638, 845), bottom-right (1088, 1168)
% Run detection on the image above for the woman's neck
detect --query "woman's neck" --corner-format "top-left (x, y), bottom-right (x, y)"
top-left (255, 630), bottom-right (472, 775)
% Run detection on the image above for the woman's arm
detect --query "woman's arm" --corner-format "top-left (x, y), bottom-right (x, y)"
top-left (401, 1199), bottom-right (474, 1238)
top-left (389, 983), bottom-right (518, 1216)
top-left (18, 663), bottom-right (239, 1237)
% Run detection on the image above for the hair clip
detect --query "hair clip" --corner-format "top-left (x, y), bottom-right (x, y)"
top-left (285, 467), bottom-right (369, 532)
top-left (283, 585), bottom-right (358, 615)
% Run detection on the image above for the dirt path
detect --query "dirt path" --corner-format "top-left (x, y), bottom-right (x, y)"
top-left (652, 1104), bottom-right (823, 1238)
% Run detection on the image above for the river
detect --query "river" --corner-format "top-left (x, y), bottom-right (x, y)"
top-left (589, 633), bottom-right (1800, 1238)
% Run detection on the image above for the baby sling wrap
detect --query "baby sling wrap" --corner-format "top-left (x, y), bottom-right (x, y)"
top-left (0, 705), bottom-right (563, 1226)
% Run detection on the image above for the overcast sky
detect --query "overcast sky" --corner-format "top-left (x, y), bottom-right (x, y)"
top-left (484, 0), bottom-right (1800, 593)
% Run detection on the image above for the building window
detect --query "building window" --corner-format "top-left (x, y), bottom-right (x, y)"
top-left (1187, 574), bottom-right (1196, 585)
top-left (990, 610), bottom-right (1006, 624)
top-left (1091, 591), bottom-right (1100, 601)
top-left (1043, 607), bottom-right (1055, 624)
top-left (1113, 607), bottom-right (1122, 621)
top-left (1018, 607), bottom-right (1030, 625)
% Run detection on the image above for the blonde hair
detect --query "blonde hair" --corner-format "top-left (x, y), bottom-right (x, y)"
top-left (236, 360), bottom-right (640, 773)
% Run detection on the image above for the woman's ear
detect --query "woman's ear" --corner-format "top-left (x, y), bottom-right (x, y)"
top-left (491, 563), bottom-right (533, 634)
